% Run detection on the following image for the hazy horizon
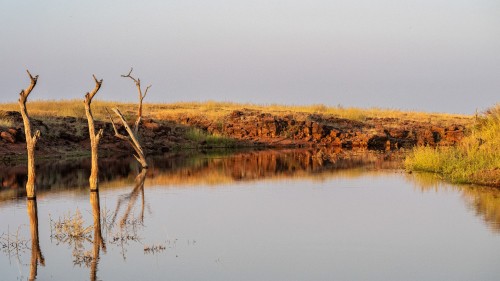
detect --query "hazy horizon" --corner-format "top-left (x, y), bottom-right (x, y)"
top-left (1, 1), bottom-right (499, 114)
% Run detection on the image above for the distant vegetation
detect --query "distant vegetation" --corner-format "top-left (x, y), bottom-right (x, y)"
top-left (405, 104), bottom-right (500, 187)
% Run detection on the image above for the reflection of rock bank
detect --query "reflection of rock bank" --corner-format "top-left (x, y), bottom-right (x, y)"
top-left (1, 149), bottom-right (402, 201)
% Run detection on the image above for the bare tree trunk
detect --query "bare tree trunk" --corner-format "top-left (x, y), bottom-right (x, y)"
top-left (27, 199), bottom-right (44, 281)
top-left (89, 145), bottom-right (100, 189)
top-left (18, 70), bottom-right (41, 199)
top-left (84, 75), bottom-right (104, 191)
top-left (90, 191), bottom-right (105, 281)
top-left (106, 108), bottom-right (148, 168)
top-left (121, 68), bottom-right (151, 135)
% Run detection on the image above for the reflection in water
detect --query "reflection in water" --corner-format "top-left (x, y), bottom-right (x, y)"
top-left (47, 173), bottom-right (147, 280)
top-left (27, 199), bottom-right (44, 281)
top-left (409, 173), bottom-right (500, 233)
top-left (1, 149), bottom-right (500, 280)
top-left (463, 187), bottom-right (500, 232)
top-left (108, 168), bottom-right (148, 261)
top-left (90, 191), bottom-right (105, 281)
top-left (0, 149), bottom-right (401, 200)
top-left (112, 169), bottom-right (148, 227)
top-left (2, 149), bottom-right (500, 234)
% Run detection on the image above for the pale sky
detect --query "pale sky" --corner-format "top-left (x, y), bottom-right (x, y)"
top-left (1, 0), bottom-right (499, 114)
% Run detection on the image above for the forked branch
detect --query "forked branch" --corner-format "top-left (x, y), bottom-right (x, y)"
top-left (85, 75), bottom-right (103, 105)
top-left (19, 70), bottom-right (41, 146)
top-left (121, 67), bottom-right (151, 134)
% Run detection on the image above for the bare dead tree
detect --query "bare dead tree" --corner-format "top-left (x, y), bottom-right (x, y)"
top-left (106, 108), bottom-right (148, 168)
top-left (84, 75), bottom-right (104, 191)
top-left (18, 70), bottom-right (41, 199)
top-left (121, 67), bottom-right (151, 135)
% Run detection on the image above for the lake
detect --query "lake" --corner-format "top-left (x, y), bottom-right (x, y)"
top-left (1, 149), bottom-right (500, 281)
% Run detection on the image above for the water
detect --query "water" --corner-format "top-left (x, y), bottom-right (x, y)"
top-left (1, 149), bottom-right (500, 281)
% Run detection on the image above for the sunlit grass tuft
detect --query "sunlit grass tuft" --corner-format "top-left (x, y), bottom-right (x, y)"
top-left (185, 127), bottom-right (237, 147)
top-left (0, 119), bottom-right (14, 128)
top-left (0, 111), bottom-right (15, 128)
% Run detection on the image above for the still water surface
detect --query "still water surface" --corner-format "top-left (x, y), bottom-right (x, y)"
top-left (1, 149), bottom-right (499, 280)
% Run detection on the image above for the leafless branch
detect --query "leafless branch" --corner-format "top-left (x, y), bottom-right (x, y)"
top-left (85, 75), bottom-right (103, 103)
top-left (105, 108), bottom-right (129, 141)
top-left (106, 107), bottom-right (148, 168)
top-left (143, 85), bottom-right (151, 100)
top-left (121, 67), bottom-right (139, 85)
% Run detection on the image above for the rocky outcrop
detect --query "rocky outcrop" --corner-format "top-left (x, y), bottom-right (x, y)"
top-left (175, 109), bottom-right (466, 150)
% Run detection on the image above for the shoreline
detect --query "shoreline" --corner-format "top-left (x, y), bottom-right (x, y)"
top-left (4, 101), bottom-right (497, 188)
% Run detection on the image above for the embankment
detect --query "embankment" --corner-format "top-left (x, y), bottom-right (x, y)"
top-left (0, 106), bottom-right (471, 160)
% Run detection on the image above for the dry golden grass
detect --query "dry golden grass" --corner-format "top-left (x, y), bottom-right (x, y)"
top-left (0, 111), bottom-right (15, 127)
top-left (405, 104), bottom-right (500, 186)
top-left (0, 99), bottom-right (472, 126)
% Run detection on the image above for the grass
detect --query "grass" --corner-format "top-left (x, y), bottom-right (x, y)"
top-left (185, 127), bottom-right (237, 147)
top-left (0, 99), bottom-right (471, 126)
top-left (50, 209), bottom-right (92, 241)
top-left (0, 119), bottom-right (14, 128)
top-left (405, 104), bottom-right (500, 187)
top-left (153, 101), bottom-right (470, 126)
top-left (0, 111), bottom-right (15, 128)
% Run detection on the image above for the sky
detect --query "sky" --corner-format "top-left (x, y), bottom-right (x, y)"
top-left (0, 0), bottom-right (499, 114)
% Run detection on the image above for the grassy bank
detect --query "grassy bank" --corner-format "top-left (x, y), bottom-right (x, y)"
top-left (405, 104), bottom-right (500, 187)
top-left (0, 99), bottom-right (470, 126)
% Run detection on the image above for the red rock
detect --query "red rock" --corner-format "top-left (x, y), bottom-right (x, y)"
top-left (8, 128), bottom-right (18, 136)
top-left (332, 137), bottom-right (342, 146)
top-left (312, 133), bottom-right (322, 141)
top-left (1, 131), bottom-right (16, 143)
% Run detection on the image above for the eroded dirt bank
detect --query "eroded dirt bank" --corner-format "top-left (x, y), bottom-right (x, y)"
top-left (178, 108), bottom-right (468, 148)
top-left (0, 109), bottom-right (470, 160)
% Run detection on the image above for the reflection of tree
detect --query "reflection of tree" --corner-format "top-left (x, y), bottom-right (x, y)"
top-left (90, 191), bottom-right (106, 281)
top-left (112, 169), bottom-right (148, 226)
top-left (27, 199), bottom-right (45, 281)
top-left (49, 169), bottom-right (149, 268)
top-left (109, 168), bottom-right (148, 260)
